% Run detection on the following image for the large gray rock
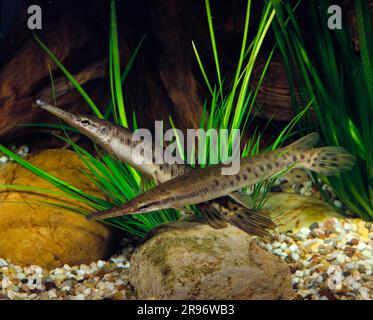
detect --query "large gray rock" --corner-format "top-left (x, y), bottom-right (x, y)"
top-left (129, 221), bottom-right (293, 300)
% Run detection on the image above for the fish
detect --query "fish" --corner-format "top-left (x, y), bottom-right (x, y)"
top-left (86, 132), bottom-right (356, 221)
top-left (36, 100), bottom-right (275, 237)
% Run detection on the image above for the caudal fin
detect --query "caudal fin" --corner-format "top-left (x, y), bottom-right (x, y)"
top-left (298, 146), bottom-right (356, 176)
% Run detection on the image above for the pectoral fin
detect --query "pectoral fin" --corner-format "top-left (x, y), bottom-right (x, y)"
top-left (197, 203), bottom-right (228, 229)
top-left (228, 191), bottom-right (253, 209)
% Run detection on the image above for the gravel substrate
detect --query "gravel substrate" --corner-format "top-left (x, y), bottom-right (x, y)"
top-left (258, 218), bottom-right (373, 300)
top-left (0, 242), bottom-right (135, 300)
top-left (0, 145), bottom-right (29, 163)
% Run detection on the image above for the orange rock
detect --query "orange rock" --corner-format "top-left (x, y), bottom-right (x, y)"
top-left (0, 149), bottom-right (116, 269)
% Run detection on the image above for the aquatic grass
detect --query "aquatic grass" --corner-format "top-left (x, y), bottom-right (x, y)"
top-left (270, 0), bottom-right (373, 219)
top-left (1, 0), bottom-right (308, 236)
top-left (174, 0), bottom-right (309, 210)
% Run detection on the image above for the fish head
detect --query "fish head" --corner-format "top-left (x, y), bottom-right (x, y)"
top-left (36, 100), bottom-right (113, 144)
top-left (75, 115), bottom-right (112, 143)
top-left (87, 190), bottom-right (175, 220)
top-left (118, 189), bottom-right (175, 215)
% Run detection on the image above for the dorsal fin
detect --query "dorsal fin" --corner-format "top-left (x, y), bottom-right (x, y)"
top-left (283, 133), bottom-right (319, 152)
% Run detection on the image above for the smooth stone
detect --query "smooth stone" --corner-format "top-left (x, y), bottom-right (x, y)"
top-left (129, 220), bottom-right (293, 300)
top-left (263, 193), bottom-right (342, 232)
top-left (0, 149), bottom-right (116, 269)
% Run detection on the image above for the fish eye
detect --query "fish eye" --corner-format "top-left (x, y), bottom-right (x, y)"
top-left (139, 203), bottom-right (151, 210)
top-left (80, 119), bottom-right (91, 126)
top-left (100, 126), bottom-right (107, 132)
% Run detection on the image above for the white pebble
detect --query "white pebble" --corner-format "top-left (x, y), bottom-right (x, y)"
top-left (272, 249), bottom-right (283, 256)
top-left (289, 244), bottom-right (298, 252)
top-left (299, 228), bottom-right (311, 236)
top-left (97, 260), bottom-right (106, 268)
top-left (0, 258), bottom-right (8, 267)
top-left (295, 270), bottom-right (303, 277)
top-left (362, 250), bottom-right (372, 258)
top-left (336, 253), bottom-right (346, 264)
top-left (291, 252), bottom-right (300, 261)
top-left (0, 156), bottom-right (8, 164)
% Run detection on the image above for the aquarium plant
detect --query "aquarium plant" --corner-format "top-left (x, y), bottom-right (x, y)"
top-left (0, 0), bottom-right (306, 236)
top-left (270, 0), bottom-right (373, 219)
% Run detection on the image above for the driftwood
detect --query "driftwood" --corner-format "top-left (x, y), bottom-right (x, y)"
top-left (0, 0), bottom-right (110, 140)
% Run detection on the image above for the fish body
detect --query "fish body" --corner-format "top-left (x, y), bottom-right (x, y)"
top-left (86, 132), bottom-right (356, 220)
top-left (37, 100), bottom-right (275, 236)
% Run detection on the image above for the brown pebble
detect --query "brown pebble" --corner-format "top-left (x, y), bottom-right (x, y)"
top-left (113, 291), bottom-right (126, 300)
top-left (44, 281), bottom-right (56, 290)
top-left (347, 239), bottom-right (359, 246)
top-left (358, 266), bottom-right (366, 274)
top-left (319, 288), bottom-right (336, 300)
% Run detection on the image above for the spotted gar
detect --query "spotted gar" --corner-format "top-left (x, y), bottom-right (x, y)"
top-left (86, 132), bottom-right (356, 220)
top-left (37, 100), bottom-right (275, 237)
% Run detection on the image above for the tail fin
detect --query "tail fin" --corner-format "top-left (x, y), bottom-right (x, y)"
top-left (298, 146), bottom-right (356, 175)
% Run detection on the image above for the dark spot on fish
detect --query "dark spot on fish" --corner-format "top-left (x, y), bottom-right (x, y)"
top-left (214, 179), bottom-right (221, 186)
top-left (275, 161), bottom-right (280, 167)
top-left (292, 155), bottom-right (297, 162)
top-left (159, 164), bottom-right (164, 170)
top-left (307, 159), bottom-right (311, 164)
top-left (242, 174), bottom-right (248, 181)
top-left (236, 175), bottom-right (241, 182)
top-left (319, 163), bottom-right (325, 167)
top-left (254, 170), bottom-right (259, 178)
top-left (229, 179), bottom-right (235, 186)
top-left (267, 163), bottom-right (272, 170)
top-left (259, 165), bottom-right (265, 172)
top-left (126, 138), bottom-right (131, 145)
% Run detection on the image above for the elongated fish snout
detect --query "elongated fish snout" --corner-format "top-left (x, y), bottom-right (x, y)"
top-left (36, 99), bottom-right (79, 124)
top-left (86, 204), bottom-right (144, 220)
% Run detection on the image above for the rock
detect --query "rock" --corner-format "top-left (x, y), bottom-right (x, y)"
top-left (263, 193), bottom-right (342, 233)
top-left (0, 149), bottom-right (115, 269)
top-left (129, 221), bottom-right (293, 300)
